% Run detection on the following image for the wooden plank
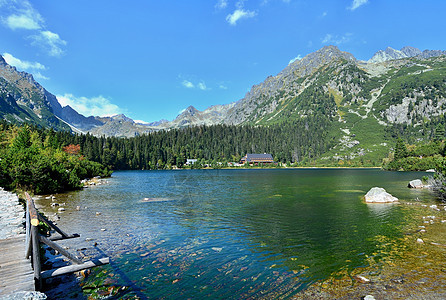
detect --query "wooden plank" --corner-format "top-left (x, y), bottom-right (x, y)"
top-left (0, 235), bottom-right (34, 295)
top-left (40, 257), bottom-right (110, 279)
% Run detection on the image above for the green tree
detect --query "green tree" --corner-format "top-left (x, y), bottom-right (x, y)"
top-left (394, 138), bottom-right (408, 161)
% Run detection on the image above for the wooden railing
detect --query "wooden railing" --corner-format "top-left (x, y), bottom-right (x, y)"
top-left (25, 192), bottom-right (109, 290)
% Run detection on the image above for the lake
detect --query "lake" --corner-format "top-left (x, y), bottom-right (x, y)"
top-left (36, 169), bottom-right (437, 299)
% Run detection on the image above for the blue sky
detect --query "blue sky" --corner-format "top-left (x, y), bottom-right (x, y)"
top-left (1, 0), bottom-right (445, 123)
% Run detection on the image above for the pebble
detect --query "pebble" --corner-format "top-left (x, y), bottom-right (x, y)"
top-left (96, 212), bottom-right (101, 216)
top-left (0, 188), bottom-right (26, 239)
top-left (364, 296), bottom-right (376, 300)
top-left (58, 207), bottom-right (65, 212)
top-left (5, 291), bottom-right (47, 299)
top-left (417, 238), bottom-right (424, 244)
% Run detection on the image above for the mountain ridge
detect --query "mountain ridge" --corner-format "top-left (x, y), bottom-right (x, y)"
top-left (1, 45), bottom-right (446, 155)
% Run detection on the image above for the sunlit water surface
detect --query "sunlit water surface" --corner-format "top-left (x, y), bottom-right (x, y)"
top-left (36, 169), bottom-right (436, 299)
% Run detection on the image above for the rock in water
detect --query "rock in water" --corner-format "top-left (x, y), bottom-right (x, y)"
top-left (408, 179), bottom-right (423, 188)
top-left (364, 187), bottom-right (398, 203)
top-left (354, 275), bottom-right (370, 283)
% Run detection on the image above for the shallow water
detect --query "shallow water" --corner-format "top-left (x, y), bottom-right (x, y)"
top-left (36, 169), bottom-right (437, 299)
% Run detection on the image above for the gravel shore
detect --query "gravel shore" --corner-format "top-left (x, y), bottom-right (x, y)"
top-left (0, 188), bottom-right (25, 239)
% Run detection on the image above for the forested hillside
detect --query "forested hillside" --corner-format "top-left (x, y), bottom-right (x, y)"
top-left (31, 120), bottom-right (332, 169)
top-left (0, 123), bottom-right (111, 194)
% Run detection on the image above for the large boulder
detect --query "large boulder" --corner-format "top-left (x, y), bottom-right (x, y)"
top-left (408, 179), bottom-right (423, 188)
top-left (364, 187), bottom-right (398, 203)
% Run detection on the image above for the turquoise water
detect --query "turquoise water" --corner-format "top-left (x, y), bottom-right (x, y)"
top-left (39, 169), bottom-right (436, 298)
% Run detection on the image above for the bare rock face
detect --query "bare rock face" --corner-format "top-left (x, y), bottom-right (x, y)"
top-left (364, 187), bottom-right (398, 203)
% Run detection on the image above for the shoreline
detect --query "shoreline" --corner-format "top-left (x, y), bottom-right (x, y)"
top-left (295, 198), bottom-right (446, 299)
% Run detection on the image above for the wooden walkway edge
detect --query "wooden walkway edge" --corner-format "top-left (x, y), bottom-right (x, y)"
top-left (1, 192), bottom-right (109, 296)
top-left (0, 234), bottom-right (35, 295)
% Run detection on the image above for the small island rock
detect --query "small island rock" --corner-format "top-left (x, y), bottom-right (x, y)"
top-left (408, 179), bottom-right (423, 189)
top-left (364, 187), bottom-right (398, 203)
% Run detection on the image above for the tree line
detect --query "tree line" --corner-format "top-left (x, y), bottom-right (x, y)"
top-left (4, 117), bottom-right (333, 171)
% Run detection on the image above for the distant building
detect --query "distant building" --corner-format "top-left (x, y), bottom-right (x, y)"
top-left (185, 159), bottom-right (198, 165)
top-left (240, 153), bottom-right (274, 165)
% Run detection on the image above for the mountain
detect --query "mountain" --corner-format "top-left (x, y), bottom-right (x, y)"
top-left (369, 46), bottom-right (446, 63)
top-left (0, 55), bottom-right (103, 132)
top-left (0, 55), bottom-right (70, 130)
top-left (1, 46), bottom-right (446, 164)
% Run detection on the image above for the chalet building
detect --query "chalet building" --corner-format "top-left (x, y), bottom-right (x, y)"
top-left (185, 159), bottom-right (198, 165)
top-left (240, 153), bottom-right (274, 165)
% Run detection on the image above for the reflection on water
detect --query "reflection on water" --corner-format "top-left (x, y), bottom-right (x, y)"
top-left (366, 202), bottom-right (399, 216)
top-left (36, 169), bottom-right (436, 299)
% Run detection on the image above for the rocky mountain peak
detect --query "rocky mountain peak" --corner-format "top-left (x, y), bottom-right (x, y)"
top-left (400, 46), bottom-right (422, 57)
top-left (369, 46), bottom-right (425, 63)
top-left (110, 114), bottom-right (134, 123)
top-left (179, 106), bottom-right (199, 117)
top-left (0, 55), bottom-right (7, 67)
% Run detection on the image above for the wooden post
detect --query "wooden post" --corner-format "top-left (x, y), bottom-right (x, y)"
top-left (25, 193), bottom-right (39, 227)
top-left (31, 224), bottom-right (42, 291)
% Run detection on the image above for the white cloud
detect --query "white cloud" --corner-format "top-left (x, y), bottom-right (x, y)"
top-left (322, 33), bottom-right (352, 45)
top-left (348, 0), bottom-right (368, 11)
top-left (134, 120), bottom-right (149, 125)
top-left (30, 30), bottom-right (67, 57)
top-left (215, 0), bottom-right (228, 10)
top-left (5, 13), bottom-right (42, 30)
top-left (288, 55), bottom-right (302, 64)
top-left (56, 94), bottom-right (123, 117)
top-left (181, 78), bottom-right (210, 90)
top-left (33, 72), bottom-right (49, 80)
top-left (219, 84), bottom-right (228, 90)
top-left (197, 82), bottom-right (207, 90)
top-left (322, 11), bottom-right (328, 17)
top-left (226, 9), bottom-right (256, 25)
top-left (182, 80), bottom-right (195, 89)
top-left (1, 1), bottom-right (66, 57)
top-left (1, 1), bottom-right (44, 30)
top-left (2, 52), bottom-right (46, 70)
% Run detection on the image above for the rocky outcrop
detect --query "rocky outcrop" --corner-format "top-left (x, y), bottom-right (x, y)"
top-left (364, 187), bottom-right (398, 203)
top-left (369, 47), bottom-right (415, 63)
top-left (408, 179), bottom-right (424, 189)
top-left (369, 46), bottom-right (446, 63)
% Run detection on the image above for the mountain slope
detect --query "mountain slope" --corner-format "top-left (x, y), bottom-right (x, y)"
top-left (0, 55), bottom-right (104, 132)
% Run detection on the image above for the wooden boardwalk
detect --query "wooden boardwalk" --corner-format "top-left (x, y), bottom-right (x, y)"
top-left (0, 234), bottom-right (34, 295)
